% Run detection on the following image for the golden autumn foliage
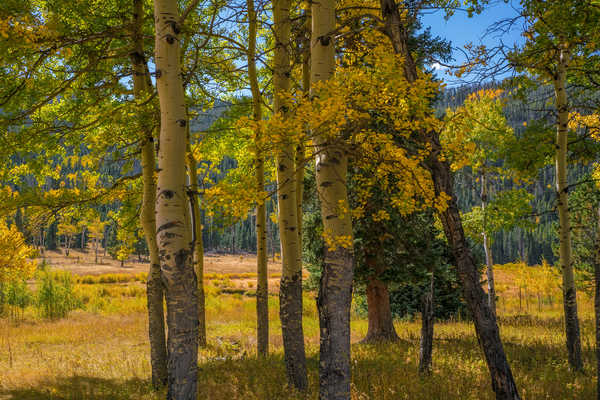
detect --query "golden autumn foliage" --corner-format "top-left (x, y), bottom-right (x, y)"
top-left (0, 220), bottom-right (36, 282)
top-left (252, 37), bottom-right (447, 229)
top-left (568, 111), bottom-right (600, 140)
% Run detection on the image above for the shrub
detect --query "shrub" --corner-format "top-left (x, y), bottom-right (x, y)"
top-left (36, 269), bottom-right (82, 319)
top-left (0, 279), bottom-right (32, 321)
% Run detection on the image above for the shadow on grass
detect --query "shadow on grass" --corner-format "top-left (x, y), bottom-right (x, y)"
top-left (0, 376), bottom-right (162, 400)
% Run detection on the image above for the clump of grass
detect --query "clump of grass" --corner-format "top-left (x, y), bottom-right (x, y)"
top-left (76, 273), bottom-right (148, 285)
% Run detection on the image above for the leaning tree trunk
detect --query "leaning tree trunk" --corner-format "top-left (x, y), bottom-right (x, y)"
top-left (130, 0), bottom-right (167, 388)
top-left (273, 0), bottom-right (308, 390)
top-left (312, 1), bottom-right (355, 398)
top-left (152, 1), bottom-right (198, 398)
top-left (186, 145), bottom-right (207, 348)
top-left (247, 0), bottom-right (269, 357)
top-left (362, 251), bottom-right (398, 343)
top-left (429, 134), bottom-right (521, 400)
top-left (481, 170), bottom-right (496, 319)
top-left (553, 46), bottom-right (583, 371)
top-left (379, 1), bottom-right (520, 399)
top-left (419, 271), bottom-right (434, 374)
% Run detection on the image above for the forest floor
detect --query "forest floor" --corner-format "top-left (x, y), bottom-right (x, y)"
top-left (0, 259), bottom-right (596, 399)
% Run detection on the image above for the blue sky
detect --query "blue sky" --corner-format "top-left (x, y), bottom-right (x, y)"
top-left (420, 0), bottom-right (524, 85)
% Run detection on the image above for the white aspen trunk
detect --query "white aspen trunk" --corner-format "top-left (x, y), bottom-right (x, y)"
top-left (131, 0), bottom-right (168, 387)
top-left (553, 45), bottom-right (582, 371)
top-left (152, 1), bottom-right (198, 398)
top-left (247, 0), bottom-right (269, 357)
top-left (274, 0), bottom-right (308, 390)
top-left (481, 170), bottom-right (496, 319)
top-left (295, 1), bottom-right (310, 286)
top-left (312, 1), bottom-right (355, 398)
top-left (186, 142), bottom-right (207, 348)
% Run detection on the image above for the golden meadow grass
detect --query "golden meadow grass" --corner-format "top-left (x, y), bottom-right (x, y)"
top-left (0, 263), bottom-right (596, 399)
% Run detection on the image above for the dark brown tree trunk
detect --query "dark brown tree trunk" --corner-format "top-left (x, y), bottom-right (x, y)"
top-left (428, 138), bottom-right (520, 399)
top-left (419, 272), bottom-right (434, 374)
top-left (362, 255), bottom-right (398, 343)
top-left (363, 277), bottom-right (398, 342)
top-left (379, 1), bottom-right (520, 399)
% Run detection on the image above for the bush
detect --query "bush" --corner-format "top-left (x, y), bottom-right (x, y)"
top-left (36, 269), bottom-right (82, 319)
top-left (0, 279), bottom-right (32, 321)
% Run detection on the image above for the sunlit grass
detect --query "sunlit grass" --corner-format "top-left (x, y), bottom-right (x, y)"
top-left (0, 265), bottom-right (596, 399)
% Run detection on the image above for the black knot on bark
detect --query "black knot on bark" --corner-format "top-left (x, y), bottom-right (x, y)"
top-left (317, 35), bottom-right (331, 46)
top-left (177, 119), bottom-right (187, 127)
top-left (166, 34), bottom-right (176, 44)
top-left (167, 20), bottom-right (181, 34)
top-left (174, 249), bottom-right (190, 271)
top-left (159, 190), bottom-right (175, 199)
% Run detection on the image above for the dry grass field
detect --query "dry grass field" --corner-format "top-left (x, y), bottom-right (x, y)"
top-left (37, 250), bottom-right (288, 293)
top-left (0, 258), bottom-right (597, 399)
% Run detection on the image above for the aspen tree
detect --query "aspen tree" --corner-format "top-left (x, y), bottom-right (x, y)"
top-left (186, 142), bottom-right (207, 348)
top-left (418, 271), bottom-right (434, 374)
top-left (379, 1), bottom-right (520, 398)
top-left (247, 0), bottom-right (269, 356)
top-left (273, 0), bottom-right (308, 390)
top-left (295, 2), bottom-right (311, 289)
top-left (312, 0), bottom-right (355, 397)
top-left (130, 0), bottom-right (168, 387)
top-left (481, 170), bottom-right (496, 318)
top-left (152, 0), bottom-right (198, 397)
top-left (553, 44), bottom-right (582, 370)
top-left (506, 0), bottom-right (598, 370)
top-left (442, 89), bottom-right (518, 319)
